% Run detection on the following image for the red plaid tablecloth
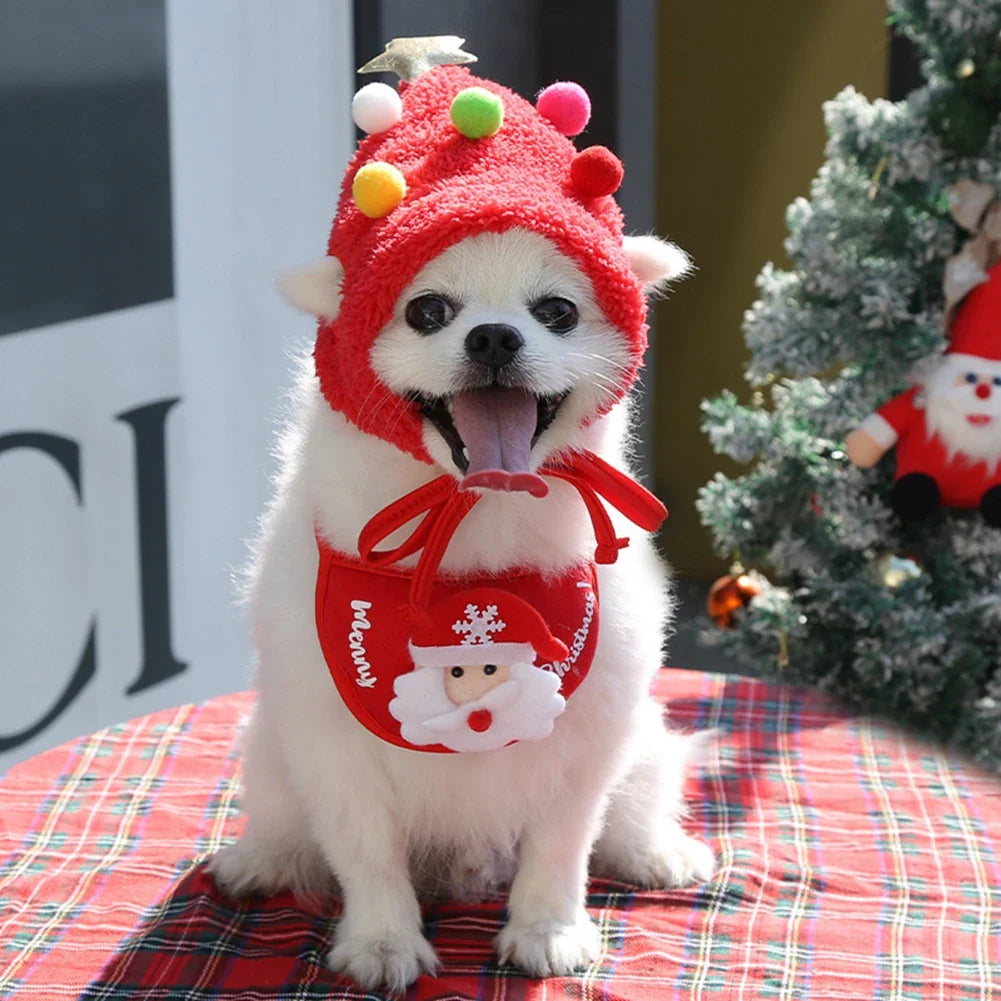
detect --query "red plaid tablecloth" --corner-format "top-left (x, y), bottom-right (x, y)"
top-left (2, 669), bottom-right (1000, 1000)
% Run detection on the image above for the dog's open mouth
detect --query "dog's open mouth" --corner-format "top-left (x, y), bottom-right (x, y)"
top-left (416, 387), bottom-right (569, 497)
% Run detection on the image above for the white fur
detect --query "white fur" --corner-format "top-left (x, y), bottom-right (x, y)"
top-left (209, 229), bottom-right (712, 991)
top-left (923, 354), bottom-right (1001, 469)
top-left (370, 229), bottom-right (632, 474)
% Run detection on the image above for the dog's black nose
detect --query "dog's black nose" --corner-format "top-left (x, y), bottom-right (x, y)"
top-left (465, 324), bottom-right (524, 369)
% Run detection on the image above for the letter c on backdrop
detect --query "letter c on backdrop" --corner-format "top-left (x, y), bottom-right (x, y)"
top-left (0, 432), bottom-right (96, 751)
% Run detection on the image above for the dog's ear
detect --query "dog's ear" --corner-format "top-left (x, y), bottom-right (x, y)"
top-left (276, 256), bottom-right (344, 320)
top-left (622, 235), bottom-right (693, 294)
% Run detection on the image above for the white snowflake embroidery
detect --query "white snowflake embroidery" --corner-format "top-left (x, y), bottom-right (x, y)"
top-left (452, 603), bottom-right (506, 645)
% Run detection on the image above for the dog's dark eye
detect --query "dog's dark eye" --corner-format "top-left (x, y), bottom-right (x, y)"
top-left (451, 666), bottom-right (464, 678)
top-left (483, 664), bottom-right (497, 676)
top-left (406, 295), bottom-right (455, 334)
top-left (530, 297), bottom-right (578, 335)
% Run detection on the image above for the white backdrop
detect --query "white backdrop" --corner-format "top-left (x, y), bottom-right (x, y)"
top-left (0, 0), bottom-right (353, 770)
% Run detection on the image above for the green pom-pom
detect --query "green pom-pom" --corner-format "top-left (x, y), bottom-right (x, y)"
top-left (450, 87), bottom-right (504, 139)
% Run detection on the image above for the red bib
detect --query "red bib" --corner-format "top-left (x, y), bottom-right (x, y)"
top-left (313, 451), bottom-right (667, 754)
top-left (315, 546), bottom-right (599, 752)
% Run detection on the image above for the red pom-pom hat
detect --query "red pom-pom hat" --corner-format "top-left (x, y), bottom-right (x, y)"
top-left (316, 65), bottom-right (643, 462)
top-left (409, 587), bottom-right (569, 669)
top-left (948, 261), bottom-right (1001, 363)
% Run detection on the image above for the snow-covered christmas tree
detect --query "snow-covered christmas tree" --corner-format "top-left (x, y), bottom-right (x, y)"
top-left (698, 0), bottom-right (1001, 768)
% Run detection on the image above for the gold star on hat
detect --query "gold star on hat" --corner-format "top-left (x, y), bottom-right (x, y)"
top-left (358, 35), bottom-right (477, 82)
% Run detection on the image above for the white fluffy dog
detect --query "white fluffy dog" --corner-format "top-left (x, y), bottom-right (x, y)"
top-left (209, 228), bottom-right (714, 991)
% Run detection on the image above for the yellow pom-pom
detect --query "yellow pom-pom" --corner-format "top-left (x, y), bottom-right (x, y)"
top-left (352, 162), bottom-right (407, 219)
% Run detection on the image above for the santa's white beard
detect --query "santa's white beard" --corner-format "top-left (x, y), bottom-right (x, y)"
top-left (924, 362), bottom-right (1001, 468)
top-left (389, 661), bottom-right (566, 753)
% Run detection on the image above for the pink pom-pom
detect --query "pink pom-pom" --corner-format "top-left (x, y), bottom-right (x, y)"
top-left (569, 146), bottom-right (624, 198)
top-left (536, 82), bottom-right (591, 136)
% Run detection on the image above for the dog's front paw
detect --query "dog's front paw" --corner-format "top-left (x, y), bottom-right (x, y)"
top-left (207, 837), bottom-right (329, 899)
top-left (207, 840), bottom-right (278, 897)
top-left (328, 929), bottom-right (439, 993)
top-left (627, 834), bottom-right (716, 890)
top-left (496, 913), bottom-right (601, 978)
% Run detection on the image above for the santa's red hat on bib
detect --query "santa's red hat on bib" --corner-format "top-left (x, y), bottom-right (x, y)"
top-left (409, 588), bottom-right (568, 669)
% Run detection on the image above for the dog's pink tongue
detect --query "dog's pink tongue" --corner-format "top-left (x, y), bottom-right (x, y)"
top-left (452, 387), bottom-right (548, 497)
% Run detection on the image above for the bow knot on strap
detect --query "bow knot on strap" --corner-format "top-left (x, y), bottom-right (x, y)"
top-left (356, 450), bottom-right (667, 609)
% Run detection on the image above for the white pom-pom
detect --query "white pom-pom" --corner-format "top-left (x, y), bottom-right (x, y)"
top-left (351, 83), bottom-right (403, 135)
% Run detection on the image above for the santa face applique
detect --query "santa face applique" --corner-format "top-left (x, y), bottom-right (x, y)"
top-left (391, 660), bottom-right (565, 753)
top-left (390, 591), bottom-right (569, 753)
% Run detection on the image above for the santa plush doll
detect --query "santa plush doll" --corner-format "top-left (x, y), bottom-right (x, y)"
top-left (846, 260), bottom-right (1001, 524)
top-left (389, 588), bottom-right (570, 753)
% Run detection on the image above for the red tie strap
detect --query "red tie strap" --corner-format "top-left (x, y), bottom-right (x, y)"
top-left (559, 451), bottom-right (667, 532)
top-left (357, 475), bottom-right (468, 568)
top-left (354, 450), bottom-right (667, 610)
